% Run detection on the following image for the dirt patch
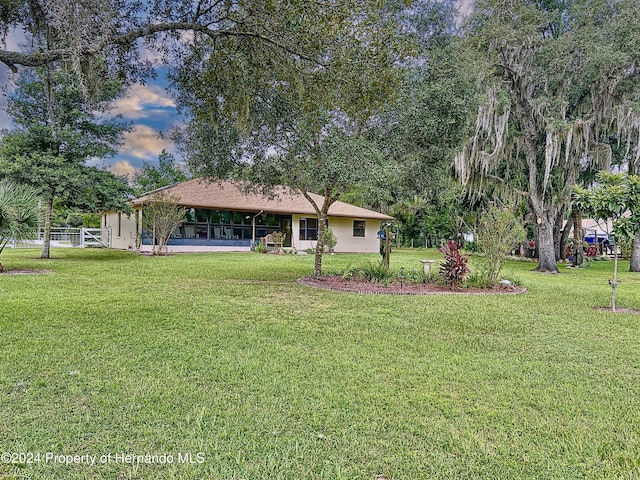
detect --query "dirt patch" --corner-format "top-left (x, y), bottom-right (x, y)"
top-left (1, 269), bottom-right (52, 275)
top-left (297, 276), bottom-right (526, 295)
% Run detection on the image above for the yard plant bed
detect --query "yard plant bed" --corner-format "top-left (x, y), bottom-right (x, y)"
top-left (297, 275), bottom-right (527, 295)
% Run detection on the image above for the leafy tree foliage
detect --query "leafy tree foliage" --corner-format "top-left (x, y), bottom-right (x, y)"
top-left (0, 180), bottom-right (42, 271)
top-left (133, 150), bottom-right (189, 195)
top-left (0, 67), bottom-right (130, 258)
top-left (180, 1), bottom-right (409, 277)
top-left (455, 0), bottom-right (640, 273)
top-left (478, 204), bottom-right (526, 282)
top-left (0, 1), bottom-right (349, 84)
top-left (572, 172), bottom-right (640, 310)
top-left (364, 6), bottom-right (476, 249)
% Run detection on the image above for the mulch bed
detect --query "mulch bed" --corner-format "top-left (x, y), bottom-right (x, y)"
top-left (297, 276), bottom-right (527, 295)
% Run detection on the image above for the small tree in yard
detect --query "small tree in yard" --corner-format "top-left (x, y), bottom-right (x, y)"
top-left (0, 181), bottom-right (42, 272)
top-left (572, 172), bottom-right (640, 312)
top-left (478, 204), bottom-right (526, 283)
top-left (142, 192), bottom-right (186, 256)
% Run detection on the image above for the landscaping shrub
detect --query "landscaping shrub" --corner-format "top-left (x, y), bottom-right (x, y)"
top-left (324, 227), bottom-right (337, 253)
top-left (405, 266), bottom-right (442, 284)
top-left (359, 261), bottom-right (394, 285)
top-left (464, 266), bottom-right (493, 289)
top-left (478, 204), bottom-right (526, 282)
top-left (463, 241), bottom-right (482, 253)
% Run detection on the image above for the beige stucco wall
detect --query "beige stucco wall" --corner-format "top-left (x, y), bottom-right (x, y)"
top-left (104, 208), bottom-right (383, 254)
top-left (103, 211), bottom-right (138, 250)
top-left (291, 214), bottom-right (381, 253)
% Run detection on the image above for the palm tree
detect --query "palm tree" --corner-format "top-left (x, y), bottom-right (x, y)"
top-left (0, 181), bottom-right (42, 271)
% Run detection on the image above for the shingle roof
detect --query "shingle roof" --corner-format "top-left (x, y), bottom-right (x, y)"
top-left (132, 179), bottom-right (394, 221)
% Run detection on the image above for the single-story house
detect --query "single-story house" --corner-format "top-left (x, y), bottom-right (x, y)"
top-left (562, 217), bottom-right (615, 243)
top-left (102, 178), bottom-right (394, 253)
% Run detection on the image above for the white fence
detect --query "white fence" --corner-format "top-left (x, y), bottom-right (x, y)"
top-left (9, 227), bottom-right (111, 249)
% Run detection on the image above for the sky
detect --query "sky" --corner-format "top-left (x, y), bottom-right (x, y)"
top-left (0, 28), bottom-right (183, 180)
top-left (0, 41), bottom-right (181, 180)
top-left (0, 0), bottom-right (474, 181)
top-left (104, 70), bottom-right (182, 178)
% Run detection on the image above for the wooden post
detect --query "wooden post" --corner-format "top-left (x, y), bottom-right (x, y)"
top-left (384, 224), bottom-right (391, 268)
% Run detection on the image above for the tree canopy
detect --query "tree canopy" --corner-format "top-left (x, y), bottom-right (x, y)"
top-left (0, 0), bottom-right (386, 102)
top-left (455, 0), bottom-right (640, 273)
top-left (133, 150), bottom-right (189, 196)
top-left (0, 67), bottom-right (131, 258)
top-left (178, 0), bottom-right (414, 276)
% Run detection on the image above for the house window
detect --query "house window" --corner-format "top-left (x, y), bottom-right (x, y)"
top-left (117, 212), bottom-right (122, 237)
top-left (353, 220), bottom-right (366, 237)
top-left (299, 218), bottom-right (318, 240)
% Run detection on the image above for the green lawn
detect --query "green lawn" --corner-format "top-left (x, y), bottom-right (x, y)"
top-left (0, 248), bottom-right (639, 479)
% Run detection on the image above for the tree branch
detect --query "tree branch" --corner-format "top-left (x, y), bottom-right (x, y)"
top-left (301, 190), bottom-right (322, 217)
top-left (0, 21), bottom-right (319, 72)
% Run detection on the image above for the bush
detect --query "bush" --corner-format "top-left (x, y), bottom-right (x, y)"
top-left (478, 204), bottom-right (526, 282)
top-left (82, 213), bottom-right (101, 228)
top-left (341, 263), bottom-right (359, 280)
top-left (405, 266), bottom-right (442, 285)
top-left (324, 227), bottom-right (337, 252)
top-left (439, 240), bottom-right (470, 288)
top-left (464, 267), bottom-right (494, 289)
top-left (66, 212), bottom-right (85, 227)
top-left (463, 241), bottom-right (482, 253)
top-left (359, 261), bottom-right (394, 285)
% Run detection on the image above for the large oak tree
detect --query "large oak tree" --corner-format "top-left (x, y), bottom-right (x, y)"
top-left (455, 0), bottom-right (640, 273)
top-left (178, 1), bottom-right (411, 277)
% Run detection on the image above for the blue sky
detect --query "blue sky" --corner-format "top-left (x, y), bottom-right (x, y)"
top-left (103, 67), bottom-right (183, 178)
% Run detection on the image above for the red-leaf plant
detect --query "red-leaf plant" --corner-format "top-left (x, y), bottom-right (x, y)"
top-left (439, 240), bottom-right (470, 288)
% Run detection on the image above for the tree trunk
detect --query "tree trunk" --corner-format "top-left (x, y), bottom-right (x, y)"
top-left (152, 219), bottom-right (157, 255)
top-left (534, 216), bottom-right (559, 273)
top-left (41, 195), bottom-right (53, 259)
top-left (630, 229), bottom-right (640, 272)
top-left (611, 244), bottom-right (620, 312)
top-left (313, 210), bottom-right (327, 278)
top-left (572, 209), bottom-right (584, 267)
top-left (559, 220), bottom-right (571, 261)
top-left (522, 116), bottom-right (559, 273)
top-left (553, 207), bottom-right (564, 260)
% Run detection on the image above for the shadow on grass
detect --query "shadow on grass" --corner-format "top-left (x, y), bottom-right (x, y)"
top-left (29, 249), bottom-right (139, 263)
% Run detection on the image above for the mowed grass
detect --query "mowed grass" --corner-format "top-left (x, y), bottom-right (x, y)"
top-left (0, 248), bottom-right (639, 480)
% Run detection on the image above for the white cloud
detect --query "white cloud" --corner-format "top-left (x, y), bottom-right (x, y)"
top-left (111, 84), bottom-right (176, 120)
top-left (119, 125), bottom-right (174, 160)
top-left (110, 160), bottom-right (137, 178)
top-left (6, 26), bottom-right (26, 51)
